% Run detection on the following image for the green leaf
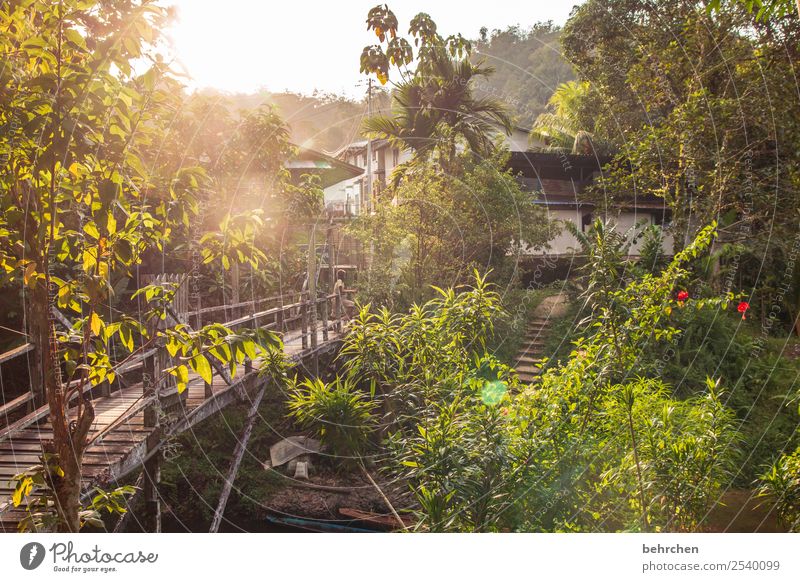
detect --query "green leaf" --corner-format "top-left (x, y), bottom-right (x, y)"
top-left (84, 223), bottom-right (100, 239)
top-left (190, 355), bottom-right (213, 385)
top-left (12, 476), bottom-right (34, 507)
top-left (90, 312), bottom-right (102, 336)
top-left (165, 336), bottom-right (180, 357)
top-left (174, 365), bottom-right (189, 393)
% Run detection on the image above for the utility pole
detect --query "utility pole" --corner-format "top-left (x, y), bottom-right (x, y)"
top-left (365, 77), bottom-right (373, 214)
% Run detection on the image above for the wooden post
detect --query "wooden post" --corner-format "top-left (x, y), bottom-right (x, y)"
top-left (327, 222), bottom-right (336, 297)
top-left (322, 294), bottom-right (329, 342)
top-left (143, 449), bottom-right (161, 532)
top-left (308, 225), bottom-right (318, 351)
top-left (335, 289), bottom-right (343, 334)
top-left (99, 379), bottom-right (111, 398)
top-left (142, 348), bottom-right (162, 533)
top-left (230, 262), bottom-right (240, 320)
top-left (209, 382), bottom-right (267, 533)
top-left (301, 295), bottom-right (308, 350)
top-left (143, 352), bottom-right (158, 428)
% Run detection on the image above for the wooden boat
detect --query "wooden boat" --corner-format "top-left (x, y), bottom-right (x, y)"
top-left (338, 507), bottom-right (415, 531)
top-left (265, 513), bottom-right (380, 533)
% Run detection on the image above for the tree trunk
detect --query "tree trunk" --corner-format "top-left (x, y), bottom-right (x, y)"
top-left (29, 278), bottom-right (94, 532)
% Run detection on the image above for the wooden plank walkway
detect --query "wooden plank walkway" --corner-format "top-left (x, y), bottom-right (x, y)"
top-left (0, 325), bottom-right (343, 532)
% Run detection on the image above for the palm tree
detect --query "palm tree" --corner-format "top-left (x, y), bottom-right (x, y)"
top-left (530, 80), bottom-right (603, 154)
top-left (363, 50), bottom-right (512, 179)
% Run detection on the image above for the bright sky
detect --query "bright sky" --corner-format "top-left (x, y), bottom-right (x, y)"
top-left (164, 0), bottom-right (581, 97)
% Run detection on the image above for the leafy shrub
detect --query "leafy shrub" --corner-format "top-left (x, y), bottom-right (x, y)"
top-left (514, 224), bottom-right (743, 531)
top-left (287, 376), bottom-right (377, 465)
top-left (601, 378), bottom-right (740, 531)
top-left (758, 446), bottom-right (800, 532)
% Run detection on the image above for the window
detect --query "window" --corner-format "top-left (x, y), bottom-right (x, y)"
top-left (652, 211), bottom-right (670, 226)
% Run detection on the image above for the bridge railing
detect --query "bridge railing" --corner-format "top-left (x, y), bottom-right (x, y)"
top-left (0, 286), bottom-right (351, 440)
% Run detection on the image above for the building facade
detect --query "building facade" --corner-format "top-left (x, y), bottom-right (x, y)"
top-left (327, 131), bottom-right (674, 273)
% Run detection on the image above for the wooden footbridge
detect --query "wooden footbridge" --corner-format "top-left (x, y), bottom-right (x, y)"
top-left (0, 285), bottom-right (351, 532)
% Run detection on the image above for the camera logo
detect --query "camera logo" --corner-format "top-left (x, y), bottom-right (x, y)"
top-left (20, 542), bottom-right (46, 570)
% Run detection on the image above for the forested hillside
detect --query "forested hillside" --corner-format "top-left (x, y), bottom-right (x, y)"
top-left (474, 23), bottom-right (575, 126)
top-left (194, 89), bottom-right (391, 153)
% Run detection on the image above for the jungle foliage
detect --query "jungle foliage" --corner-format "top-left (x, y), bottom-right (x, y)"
top-left (288, 226), bottom-right (745, 531)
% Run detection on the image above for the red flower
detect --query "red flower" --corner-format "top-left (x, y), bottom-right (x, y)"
top-left (677, 290), bottom-right (689, 302)
top-left (738, 301), bottom-right (750, 320)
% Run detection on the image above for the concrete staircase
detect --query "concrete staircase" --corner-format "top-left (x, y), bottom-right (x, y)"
top-left (513, 317), bottom-right (551, 384)
top-left (511, 292), bottom-right (569, 385)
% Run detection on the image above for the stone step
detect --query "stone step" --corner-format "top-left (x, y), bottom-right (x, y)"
top-left (526, 324), bottom-right (550, 332)
top-left (520, 342), bottom-right (545, 351)
top-left (515, 365), bottom-right (543, 375)
top-left (514, 355), bottom-right (543, 366)
top-left (517, 374), bottom-right (542, 384)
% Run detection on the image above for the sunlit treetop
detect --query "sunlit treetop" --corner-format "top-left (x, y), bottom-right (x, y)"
top-left (359, 4), bottom-right (472, 85)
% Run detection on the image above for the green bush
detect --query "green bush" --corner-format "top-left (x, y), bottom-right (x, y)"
top-left (600, 378), bottom-right (740, 532)
top-left (287, 376), bottom-right (378, 465)
top-left (758, 446), bottom-right (800, 532)
top-left (544, 289), bottom-right (800, 484)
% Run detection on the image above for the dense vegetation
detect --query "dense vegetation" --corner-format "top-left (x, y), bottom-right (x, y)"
top-left (473, 23), bottom-right (576, 127)
top-left (0, 0), bottom-right (306, 531)
top-left (2, 0), bottom-right (800, 534)
top-left (293, 229), bottom-right (745, 532)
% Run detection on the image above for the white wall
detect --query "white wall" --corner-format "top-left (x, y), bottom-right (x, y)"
top-left (601, 212), bottom-right (674, 256)
top-left (507, 128), bottom-right (532, 152)
top-left (324, 178), bottom-right (361, 216)
top-left (521, 208), bottom-right (584, 256)
top-left (523, 209), bottom-right (675, 257)
top-left (385, 147), bottom-right (413, 178)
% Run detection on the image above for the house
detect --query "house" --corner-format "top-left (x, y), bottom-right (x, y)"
top-left (326, 138), bottom-right (411, 216)
top-left (508, 151), bottom-right (673, 250)
top-left (328, 131), bottom-right (674, 282)
top-left (328, 126), bottom-right (536, 216)
top-left (284, 147), bottom-right (365, 215)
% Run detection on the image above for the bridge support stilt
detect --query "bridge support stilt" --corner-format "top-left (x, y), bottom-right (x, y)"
top-left (209, 383), bottom-right (268, 533)
top-left (143, 452), bottom-right (161, 533)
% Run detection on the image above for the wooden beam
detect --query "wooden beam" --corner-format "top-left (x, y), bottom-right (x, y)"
top-left (94, 372), bottom-right (260, 489)
top-left (142, 442), bottom-right (161, 533)
top-left (84, 335), bottom-right (340, 496)
top-left (0, 393), bottom-right (33, 419)
top-left (0, 343), bottom-right (33, 365)
top-left (209, 382), bottom-right (267, 533)
top-left (308, 225), bottom-right (318, 352)
top-left (0, 381), bottom-right (92, 442)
